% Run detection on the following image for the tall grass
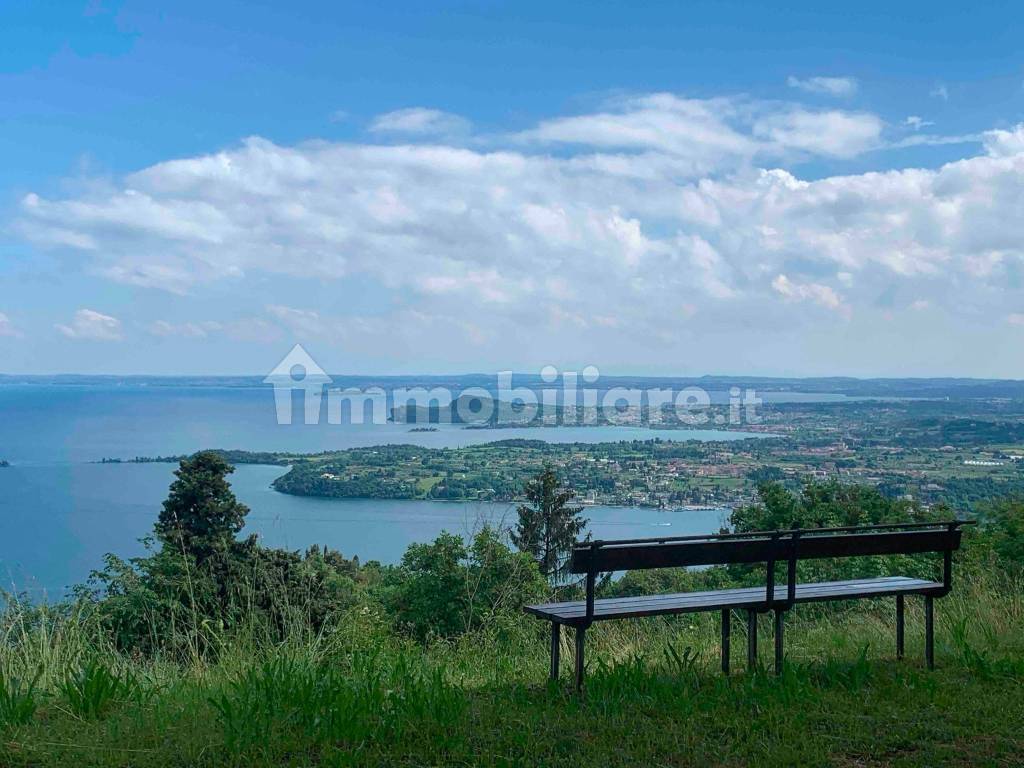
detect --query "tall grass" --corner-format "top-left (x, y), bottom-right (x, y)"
top-left (1, 568), bottom-right (1023, 766)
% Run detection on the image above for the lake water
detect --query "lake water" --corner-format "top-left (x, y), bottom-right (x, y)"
top-left (0, 384), bottom-right (756, 597)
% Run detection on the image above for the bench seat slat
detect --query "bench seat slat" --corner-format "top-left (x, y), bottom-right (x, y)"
top-left (524, 576), bottom-right (942, 623)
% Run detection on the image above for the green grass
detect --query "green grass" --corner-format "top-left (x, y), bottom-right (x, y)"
top-left (2, 573), bottom-right (1022, 767)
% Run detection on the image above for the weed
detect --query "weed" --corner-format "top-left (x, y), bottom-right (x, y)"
top-left (0, 671), bottom-right (39, 727)
top-left (59, 659), bottom-right (142, 719)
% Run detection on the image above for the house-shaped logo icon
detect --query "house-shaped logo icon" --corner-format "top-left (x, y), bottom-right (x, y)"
top-left (264, 344), bottom-right (333, 424)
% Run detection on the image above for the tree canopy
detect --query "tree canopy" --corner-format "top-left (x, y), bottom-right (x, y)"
top-left (154, 451), bottom-right (250, 562)
top-left (511, 466), bottom-right (587, 583)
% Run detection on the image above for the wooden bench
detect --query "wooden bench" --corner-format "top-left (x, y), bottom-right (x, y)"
top-left (524, 521), bottom-right (973, 690)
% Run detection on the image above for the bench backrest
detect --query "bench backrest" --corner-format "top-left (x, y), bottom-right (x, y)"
top-left (569, 521), bottom-right (972, 624)
top-left (570, 525), bottom-right (964, 574)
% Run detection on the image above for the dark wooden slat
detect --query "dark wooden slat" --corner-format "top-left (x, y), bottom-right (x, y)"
top-left (527, 579), bottom-right (923, 619)
top-left (571, 529), bottom-right (962, 573)
top-left (793, 530), bottom-right (961, 560)
top-left (571, 538), bottom-right (778, 572)
top-left (526, 577), bottom-right (918, 615)
top-left (523, 577), bottom-right (943, 622)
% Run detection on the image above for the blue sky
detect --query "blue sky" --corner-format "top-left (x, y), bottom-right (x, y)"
top-left (2, 1), bottom-right (1024, 376)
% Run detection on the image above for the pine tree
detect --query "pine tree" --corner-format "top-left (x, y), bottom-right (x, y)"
top-left (155, 451), bottom-right (249, 563)
top-left (511, 466), bottom-right (587, 583)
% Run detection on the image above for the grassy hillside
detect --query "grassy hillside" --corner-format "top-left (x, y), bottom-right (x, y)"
top-left (2, 570), bottom-right (1022, 767)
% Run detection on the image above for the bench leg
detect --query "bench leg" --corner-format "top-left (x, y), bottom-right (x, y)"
top-left (575, 626), bottom-right (586, 693)
top-left (774, 609), bottom-right (784, 675)
top-left (747, 610), bottom-right (758, 671)
top-left (896, 595), bottom-right (905, 660)
top-left (550, 622), bottom-right (561, 681)
top-left (721, 609), bottom-right (731, 675)
top-left (925, 595), bottom-right (934, 670)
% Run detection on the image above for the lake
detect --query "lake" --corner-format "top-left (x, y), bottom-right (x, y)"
top-left (0, 384), bottom-right (756, 596)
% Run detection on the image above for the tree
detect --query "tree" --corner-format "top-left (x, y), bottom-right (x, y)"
top-left (154, 452), bottom-right (249, 563)
top-left (511, 466), bottom-right (587, 583)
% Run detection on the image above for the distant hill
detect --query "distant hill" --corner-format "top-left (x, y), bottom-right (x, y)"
top-left (2, 374), bottom-right (1023, 400)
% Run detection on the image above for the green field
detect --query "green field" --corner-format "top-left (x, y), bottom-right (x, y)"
top-left (3, 572), bottom-right (1022, 767)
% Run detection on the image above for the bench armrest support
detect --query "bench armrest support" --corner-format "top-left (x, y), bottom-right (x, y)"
top-left (584, 542), bottom-right (598, 625)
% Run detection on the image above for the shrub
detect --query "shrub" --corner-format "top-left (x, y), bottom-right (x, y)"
top-left (384, 527), bottom-right (547, 641)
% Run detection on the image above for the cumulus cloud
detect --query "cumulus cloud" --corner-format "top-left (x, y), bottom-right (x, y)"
top-left (786, 76), bottom-right (858, 97)
top-left (56, 309), bottom-right (123, 340)
top-left (369, 107), bottom-right (470, 136)
top-left (983, 124), bottom-right (1024, 157)
top-left (15, 92), bottom-right (1024, 353)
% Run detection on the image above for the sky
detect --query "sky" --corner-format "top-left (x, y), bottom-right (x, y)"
top-left (2, 1), bottom-right (1024, 377)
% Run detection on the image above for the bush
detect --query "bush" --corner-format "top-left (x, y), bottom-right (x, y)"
top-left (383, 527), bottom-right (547, 641)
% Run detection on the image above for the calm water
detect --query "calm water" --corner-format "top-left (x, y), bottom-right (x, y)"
top-left (0, 385), bottom-right (753, 596)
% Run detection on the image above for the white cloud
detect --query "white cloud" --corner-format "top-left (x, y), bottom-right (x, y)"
top-left (771, 274), bottom-right (846, 313)
top-left (786, 76), bottom-right (858, 97)
top-left (16, 92), bottom-right (1024, 354)
top-left (0, 312), bottom-right (23, 338)
top-left (904, 116), bottom-right (934, 130)
top-left (518, 92), bottom-right (882, 166)
top-left (56, 309), bottom-right (123, 340)
top-left (931, 83), bottom-right (949, 101)
top-left (983, 124), bottom-right (1024, 157)
top-left (369, 107), bottom-right (470, 136)
top-left (148, 320), bottom-right (221, 338)
top-left (1007, 313), bottom-right (1024, 326)
top-left (519, 94), bottom-right (757, 171)
top-left (752, 108), bottom-right (882, 157)
top-left (266, 304), bottom-right (324, 337)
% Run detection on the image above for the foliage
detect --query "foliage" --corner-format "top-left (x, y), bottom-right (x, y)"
top-left (731, 478), bottom-right (939, 532)
top-left (976, 497), bottom-right (1024, 569)
top-left (59, 659), bottom-right (142, 719)
top-left (723, 480), bottom-right (950, 586)
top-left (155, 451), bottom-right (251, 563)
top-left (210, 651), bottom-right (466, 755)
top-left (382, 527), bottom-right (547, 641)
top-left (511, 466), bottom-right (587, 582)
top-left (0, 672), bottom-right (38, 728)
top-left (1, 571), bottom-right (1023, 765)
top-left (6, 467), bottom-right (1024, 763)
